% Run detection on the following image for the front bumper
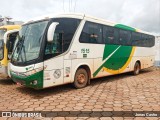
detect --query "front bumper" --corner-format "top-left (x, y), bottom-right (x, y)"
top-left (10, 70), bottom-right (44, 89)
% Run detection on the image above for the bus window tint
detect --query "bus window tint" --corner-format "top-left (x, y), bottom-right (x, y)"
top-left (132, 32), bottom-right (141, 46)
top-left (45, 33), bottom-right (62, 54)
top-left (80, 22), bottom-right (103, 44)
top-left (141, 34), bottom-right (148, 47)
top-left (144, 35), bottom-right (155, 47)
top-left (103, 26), bottom-right (119, 45)
top-left (149, 36), bottom-right (155, 47)
top-left (131, 32), bottom-right (155, 47)
top-left (53, 18), bottom-right (80, 52)
top-left (113, 28), bottom-right (119, 44)
top-left (103, 26), bottom-right (114, 44)
top-left (45, 18), bottom-right (80, 59)
top-left (119, 30), bottom-right (131, 45)
top-left (80, 21), bottom-right (155, 47)
top-left (0, 40), bottom-right (4, 60)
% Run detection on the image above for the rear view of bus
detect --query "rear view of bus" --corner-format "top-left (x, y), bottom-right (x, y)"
top-left (0, 25), bottom-right (21, 79)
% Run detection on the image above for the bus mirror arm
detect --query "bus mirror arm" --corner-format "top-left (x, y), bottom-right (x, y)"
top-left (47, 22), bottom-right (59, 42)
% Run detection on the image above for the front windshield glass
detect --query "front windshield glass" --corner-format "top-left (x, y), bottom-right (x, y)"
top-left (0, 29), bottom-right (6, 60)
top-left (12, 21), bottom-right (48, 63)
top-left (0, 40), bottom-right (4, 60)
top-left (0, 29), bottom-right (6, 39)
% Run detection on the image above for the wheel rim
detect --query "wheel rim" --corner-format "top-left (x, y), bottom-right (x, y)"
top-left (77, 74), bottom-right (86, 84)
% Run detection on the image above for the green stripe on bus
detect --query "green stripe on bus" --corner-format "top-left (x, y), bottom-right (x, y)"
top-left (93, 45), bottom-right (133, 77)
top-left (115, 24), bottom-right (136, 31)
top-left (93, 24), bottom-right (136, 77)
top-left (103, 45), bottom-right (132, 70)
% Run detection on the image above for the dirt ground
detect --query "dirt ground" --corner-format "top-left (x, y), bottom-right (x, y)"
top-left (0, 67), bottom-right (160, 120)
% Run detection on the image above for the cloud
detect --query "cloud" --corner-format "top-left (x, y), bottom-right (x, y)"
top-left (119, 0), bottom-right (160, 35)
top-left (0, 0), bottom-right (159, 35)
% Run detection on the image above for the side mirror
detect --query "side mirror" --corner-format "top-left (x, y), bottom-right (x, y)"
top-left (47, 22), bottom-right (59, 42)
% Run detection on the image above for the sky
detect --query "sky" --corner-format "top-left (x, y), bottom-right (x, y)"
top-left (0, 0), bottom-right (160, 35)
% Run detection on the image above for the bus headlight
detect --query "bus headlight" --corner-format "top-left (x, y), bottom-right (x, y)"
top-left (30, 80), bottom-right (38, 85)
top-left (33, 80), bottom-right (38, 85)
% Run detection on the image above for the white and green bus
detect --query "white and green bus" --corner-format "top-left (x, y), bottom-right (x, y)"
top-left (9, 13), bottom-right (155, 89)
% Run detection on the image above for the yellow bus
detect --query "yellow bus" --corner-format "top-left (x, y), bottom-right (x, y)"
top-left (0, 25), bottom-right (21, 79)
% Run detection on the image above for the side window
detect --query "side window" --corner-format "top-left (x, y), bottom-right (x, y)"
top-left (132, 32), bottom-right (155, 47)
top-left (103, 26), bottom-right (114, 44)
top-left (113, 28), bottom-right (119, 44)
top-left (80, 22), bottom-right (103, 44)
top-left (141, 34), bottom-right (155, 47)
top-left (45, 33), bottom-right (63, 54)
top-left (141, 34), bottom-right (148, 47)
top-left (149, 36), bottom-right (155, 47)
top-left (119, 30), bottom-right (131, 45)
top-left (45, 18), bottom-right (80, 59)
top-left (103, 26), bottom-right (119, 45)
top-left (148, 35), bottom-right (155, 47)
top-left (131, 32), bottom-right (141, 46)
top-left (55, 18), bottom-right (80, 52)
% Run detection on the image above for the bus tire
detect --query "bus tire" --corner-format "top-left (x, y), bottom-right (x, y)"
top-left (133, 62), bottom-right (140, 75)
top-left (73, 68), bottom-right (88, 89)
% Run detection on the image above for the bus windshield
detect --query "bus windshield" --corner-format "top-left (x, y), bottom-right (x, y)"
top-left (12, 21), bottom-right (48, 63)
top-left (0, 40), bottom-right (4, 60)
top-left (0, 29), bottom-right (6, 60)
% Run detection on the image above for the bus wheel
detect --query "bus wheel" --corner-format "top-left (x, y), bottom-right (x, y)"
top-left (133, 62), bottom-right (140, 75)
top-left (73, 68), bottom-right (88, 89)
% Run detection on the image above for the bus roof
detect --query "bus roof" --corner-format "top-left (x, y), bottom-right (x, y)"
top-left (0, 25), bottom-right (21, 31)
top-left (24, 13), bottom-right (154, 36)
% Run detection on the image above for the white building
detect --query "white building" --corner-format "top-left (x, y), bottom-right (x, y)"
top-left (0, 16), bottom-right (23, 26)
top-left (155, 36), bottom-right (160, 66)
